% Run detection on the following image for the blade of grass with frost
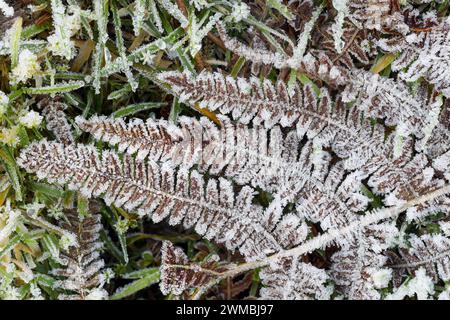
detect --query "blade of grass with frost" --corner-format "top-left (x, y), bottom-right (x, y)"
top-left (0, 40), bottom-right (47, 56)
top-left (331, 0), bottom-right (348, 54)
top-left (111, 0), bottom-right (138, 91)
top-left (0, 235), bottom-right (21, 259)
top-left (22, 21), bottom-right (51, 39)
top-left (54, 72), bottom-right (86, 81)
top-left (111, 268), bottom-right (160, 300)
top-left (23, 81), bottom-right (85, 95)
top-left (159, 8), bottom-right (196, 74)
top-left (100, 229), bottom-right (125, 263)
top-left (148, 0), bottom-right (164, 33)
top-left (287, 5), bottom-right (322, 68)
top-left (107, 84), bottom-right (132, 100)
top-left (169, 97), bottom-right (182, 123)
top-left (188, 10), bottom-right (223, 57)
top-left (0, 145), bottom-right (22, 201)
top-left (230, 56), bottom-right (246, 78)
top-left (101, 28), bottom-right (184, 77)
top-left (29, 181), bottom-right (65, 199)
top-left (244, 16), bottom-right (292, 54)
top-left (157, 0), bottom-right (189, 28)
top-left (266, 0), bottom-right (294, 20)
top-left (112, 102), bottom-right (166, 118)
top-left (131, 0), bottom-right (147, 35)
top-left (92, 0), bottom-right (109, 94)
top-left (10, 17), bottom-right (23, 69)
top-left (95, 0), bottom-right (109, 45)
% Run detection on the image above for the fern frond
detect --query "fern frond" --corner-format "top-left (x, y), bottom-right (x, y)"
top-left (391, 234), bottom-right (450, 283)
top-left (259, 256), bottom-right (331, 300)
top-left (342, 69), bottom-right (427, 136)
top-left (296, 162), bottom-right (372, 246)
top-left (160, 241), bottom-right (228, 296)
top-left (75, 114), bottom-right (326, 191)
top-left (159, 70), bottom-right (394, 170)
top-left (378, 22), bottom-right (450, 97)
top-left (39, 99), bottom-right (74, 145)
top-left (17, 141), bottom-right (302, 260)
top-left (312, 22), bottom-right (375, 70)
top-left (347, 0), bottom-right (409, 34)
top-left (330, 222), bottom-right (398, 299)
top-left (52, 207), bottom-right (107, 300)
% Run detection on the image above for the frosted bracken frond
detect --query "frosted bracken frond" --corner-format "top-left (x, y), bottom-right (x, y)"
top-left (39, 99), bottom-right (74, 145)
top-left (378, 21), bottom-right (450, 97)
top-left (312, 22), bottom-right (375, 70)
top-left (259, 257), bottom-right (331, 300)
top-left (342, 69), bottom-right (429, 137)
top-left (390, 234), bottom-right (450, 283)
top-left (159, 70), bottom-right (405, 171)
top-left (76, 114), bottom-right (325, 191)
top-left (347, 0), bottom-right (409, 34)
top-left (52, 208), bottom-right (107, 300)
top-left (330, 223), bottom-right (398, 299)
top-left (160, 241), bottom-right (227, 296)
top-left (17, 141), bottom-right (307, 260)
top-left (386, 267), bottom-right (435, 300)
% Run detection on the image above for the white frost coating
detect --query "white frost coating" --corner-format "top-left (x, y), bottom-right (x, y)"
top-left (157, 0), bottom-right (189, 28)
top-left (0, 206), bottom-right (20, 244)
top-left (438, 287), bottom-right (450, 300)
top-left (287, 5), bottom-right (322, 69)
top-left (94, 0), bottom-right (109, 45)
top-left (371, 268), bottom-right (392, 289)
top-left (216, 5), bottom-right (321, 69)
top-left (0, 0), bottom-right (13, 17)
top-left (386, 268), bottom-right (435, 300)
top-left (0, 90), bottom-right (8, 115)
top-left (131, 0), bottom-right (146, 36)
top-left (230, 2), bottom-right (250, 22)
top-left (189, 12), bottom-right (223, 56)
top-left (331, 0), bottom-right (348, 53)
top-left (47, 0), bottom-right (81, 60)
top-left (10, 49), bottom-right (41, 84)
top-left (18, 110), bottom-right (43, 129)
top-left (418, 95), bottom-right (443, 152)
top-left (85, 288), bottom-right (108, 300)
top-left (148, 0), bottom-right (164, 33)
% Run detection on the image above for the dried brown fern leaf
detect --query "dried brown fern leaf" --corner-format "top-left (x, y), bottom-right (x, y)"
top-left (159, 71), bottom-right (401, 171)
top-left (287, 0), bottom-right (315, 32)
top-left (312, 21), bottom-right (376, 69)
top-left (17, 141), bottom-right (309, 260)
top-left (389, 234), bottom-right (450, 283)
top-left (38, 99), bottom-right (75, 145)
top-left (347, 0), bottom-right (409, 34)
top-left (160, 241), bottom-right (228, 297)
top-left (259, 256), bottom-right (331, 300)
top-left (342, 69), bottom-right (436, 146)
top-left (51, 207), bottom-right (107, 300)
top-left (295, 162), bottom-right (373, 246)
top-left (330, 222), bottom-right (398, 299)
top-left (75, 114), bottom-right (328, 192)
top-left (377, 20), bottom-right (450, 97)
